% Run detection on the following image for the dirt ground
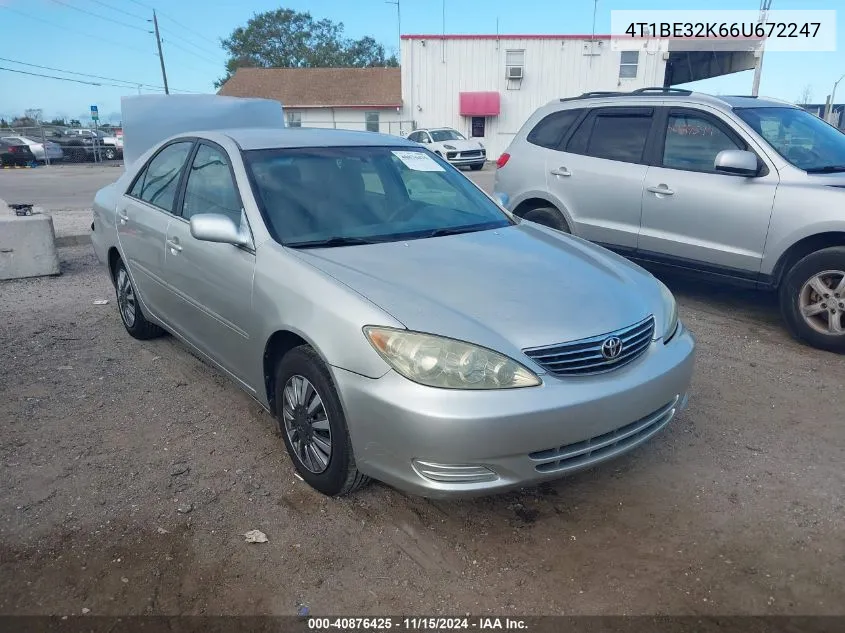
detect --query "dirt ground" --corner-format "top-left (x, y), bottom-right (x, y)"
top-left (1, 168), bottom-right (844, 617)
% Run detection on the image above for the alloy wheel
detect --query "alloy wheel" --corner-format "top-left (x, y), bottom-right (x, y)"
top-left (799, 270), bottom-right (845, 335)
top-left (116, 267), bottom-right (136, 327)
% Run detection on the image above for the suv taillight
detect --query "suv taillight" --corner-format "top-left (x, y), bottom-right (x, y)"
top-left (8, 146), bottom-right (19, 153)
top-left (496, 153), bottom-right (510, 168)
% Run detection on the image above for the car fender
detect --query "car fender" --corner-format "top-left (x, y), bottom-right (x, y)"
top-left (509, 189), bottom-right (577, 233)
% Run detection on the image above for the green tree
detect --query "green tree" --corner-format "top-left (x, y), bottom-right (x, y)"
top-left (69, 119), bottom-right (82, 127)
top-left (49, 118), bottom-right (67, 126)
top-left (216, 8), bottom-right (398, 88)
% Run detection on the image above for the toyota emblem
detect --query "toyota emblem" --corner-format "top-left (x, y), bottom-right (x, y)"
top-left (601, 336), bottom-right (623, 361)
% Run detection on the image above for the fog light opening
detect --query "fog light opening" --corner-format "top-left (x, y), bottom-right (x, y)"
top-left (412, 460), bottom-right (498, 484)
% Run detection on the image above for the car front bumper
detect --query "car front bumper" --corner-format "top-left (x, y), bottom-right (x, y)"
top-left (445, 152), bottom-right (486, 166)
top-left (334, 325), bottom-right (696, 498)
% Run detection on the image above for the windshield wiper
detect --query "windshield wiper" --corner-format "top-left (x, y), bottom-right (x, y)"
top-left (285, 236), bottom-right (378, 249)
top-left (422, 225), bottom-right (494, 238)
top-left (805, 165), bottom-right (845, 173)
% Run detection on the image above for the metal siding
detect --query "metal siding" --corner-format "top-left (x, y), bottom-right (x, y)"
top-left (400, 37), bottom-right (668, 158)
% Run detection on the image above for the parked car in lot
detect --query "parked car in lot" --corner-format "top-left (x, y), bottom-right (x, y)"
top-left (495, 87), bottom-right (845, 352)
top-left (407, 127), bottom-right (486, 170)
top-left (66, 128), bottom-right (123, 160)
top-left (0, 135), bottom-right (63, 163)
top-left (92, 127), bottom-right (695, 498)
top-left (47, 129), bottom-right (103, 162)
top-left (0, 138), bottom-right (36, 166)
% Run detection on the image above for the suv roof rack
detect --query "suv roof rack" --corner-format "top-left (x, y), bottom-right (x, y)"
top-left (560, 87), bottom-right (693, 102)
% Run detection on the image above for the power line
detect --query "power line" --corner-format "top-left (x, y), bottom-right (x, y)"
top-left (125, 0), bottom-right (222, 50)
top-left (86, 0), bottom-right (148, 21)
top-left (0, 5), bottom-right (155, 56)
top-left (161, 38), bottom-right (221, 67)
top-left (160, 26), bottom-right (222, 57)
top-left (0, 65), bottom-right (135, 88)
top-left (48, 0), bottom-right (152, 33)
top-left (0, 56), bottom-right (201, 93)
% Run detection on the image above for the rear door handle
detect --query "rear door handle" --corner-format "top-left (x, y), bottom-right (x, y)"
top-left (166, 238), bottom-right (182, 253)
top-left (550, 167), bottom-right (571, 177)
top-left (647, 185), bottom-right (675, 196)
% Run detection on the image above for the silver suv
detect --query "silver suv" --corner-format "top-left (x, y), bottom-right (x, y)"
top-left (494, 87), bottom-right (845, 352)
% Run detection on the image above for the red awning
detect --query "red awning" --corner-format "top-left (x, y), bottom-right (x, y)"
top-left (459, 92), bottom-right (501, 116)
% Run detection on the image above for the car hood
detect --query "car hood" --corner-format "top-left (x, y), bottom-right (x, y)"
top-left (434, 139), bottom-right (483, 152)
top-left (293, 224), bottom-right (662, 357)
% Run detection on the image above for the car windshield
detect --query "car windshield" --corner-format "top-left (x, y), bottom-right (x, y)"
top-left (735, 107), bottom-right (845, 172)
top-left (430, 129), bottom-right (466, 142)
top-left (244, 146), bottom-right (512, 247)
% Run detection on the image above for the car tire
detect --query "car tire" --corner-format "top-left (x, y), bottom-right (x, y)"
top-left (104, 147), bottom-right (116, 160)
top-left (113, 259), bottom-right (164, 340)
top-left (522, 206), bottom-right (570, 233)
top-left (274, 345), bottom-right (369, 496)
top-left (470, 163), bottom-right (484, 171)
top-left (779, 246), bottom-right (845, 352)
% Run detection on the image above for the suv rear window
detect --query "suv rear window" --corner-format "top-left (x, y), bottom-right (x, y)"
top-left (526, 109), bottom-right (583, 149)
top-left (566, 109), bottom-right (653, 164)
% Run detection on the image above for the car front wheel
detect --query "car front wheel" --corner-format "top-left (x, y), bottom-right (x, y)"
top-left (104, 147), bottom-right (117, 160)
top-left (779, 246), bottom-right (845, 352)
top-left (274, 346), bottom-right (369, 496)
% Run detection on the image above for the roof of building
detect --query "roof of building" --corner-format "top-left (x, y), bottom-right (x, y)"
top-left (201, 127), bottom-right (415, 150)
top-left (217, 67), bottom-right (402, 109)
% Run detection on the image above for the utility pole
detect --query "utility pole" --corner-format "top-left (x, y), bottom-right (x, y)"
top-left (823, 73), bottom-right (845, 123)
top-left (751, 0), bottom-right (772, 97)
top-left (152, 10), bottom-right (169, 95)
top-left (385, 0), bottom-right (400, 49)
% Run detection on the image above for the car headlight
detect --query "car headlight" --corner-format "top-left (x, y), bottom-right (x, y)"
top-left (657, 280), bottom-right (679, 342)
top-left (443, 144), bottom-right (456, 150)
top-left (364, 326), bottom-right (541, 389)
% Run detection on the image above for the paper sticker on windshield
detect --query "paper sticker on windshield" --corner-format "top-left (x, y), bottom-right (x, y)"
top-left (392, 150), bottom-right (444, 172)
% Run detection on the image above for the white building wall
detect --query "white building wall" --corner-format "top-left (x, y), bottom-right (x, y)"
top-left (284, 107), bottom-right (410, 136)
top-left (401, 36), bottom-right (669, 158)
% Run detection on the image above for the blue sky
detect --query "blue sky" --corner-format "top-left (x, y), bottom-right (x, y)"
top-left (1, 0), bottom-right (843, 124)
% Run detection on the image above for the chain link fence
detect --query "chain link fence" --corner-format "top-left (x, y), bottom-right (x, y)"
top-left (1, 124), bottom-right (123, 164)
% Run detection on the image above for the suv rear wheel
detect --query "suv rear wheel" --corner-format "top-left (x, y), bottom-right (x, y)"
top-left (779, 247), bottom-right (845, 352)
top-left (522, 206), bottom-right (570, 233)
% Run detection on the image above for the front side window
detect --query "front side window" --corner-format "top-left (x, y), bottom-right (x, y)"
top-left (286, 111), bottom-right (302, 128)
top-left (244, 146), bottom-right (512, 247)
top-left (181, 144), bottom-right (241, 226)
top-left (430, 129), bottom-right (466, 142)
top-left (735, 106), bottom-right (845, 172)
top-left (128, 141), bottom-right (193, 212)
top-left (619, 51), bottom-right (639, 79)
top-left (365, 112), bottom-right (380, 133)
top-left (662, 112), bottom-right (743, 173)
top-left (527, 109), bottom-right (583, 150)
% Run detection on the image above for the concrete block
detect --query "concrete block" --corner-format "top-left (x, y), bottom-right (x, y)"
top-left (0, 214), bottom-right (61, 280)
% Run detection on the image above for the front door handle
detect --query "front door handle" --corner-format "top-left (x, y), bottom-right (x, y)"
top-left (117, 209), bottom-right (129, 224)
top-left (166, 238), bottom-right (182, 254)
top-left (550, 167), bottom-right (571, 177)
top-left (647, 184), bottom-right (675, 196)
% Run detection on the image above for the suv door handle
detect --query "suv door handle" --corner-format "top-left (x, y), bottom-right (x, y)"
top-left (550, 167), bottom-right (571, 177)
top-left (647, 184), bottom-right (675, 196)
top-left (166, 238), bottom-right (182, 253)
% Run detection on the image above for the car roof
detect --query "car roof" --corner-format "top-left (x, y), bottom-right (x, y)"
top-left (550, 89), bottom-right (796, 113)
top-left (213, 127), bottom-right (416, 150)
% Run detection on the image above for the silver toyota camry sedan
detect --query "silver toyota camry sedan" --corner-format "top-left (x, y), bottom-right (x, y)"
top-left (91, 127), bottom-right (695, 498)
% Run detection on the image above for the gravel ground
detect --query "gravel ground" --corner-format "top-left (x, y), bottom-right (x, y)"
top-left (0, 166), bottom-right (843, 617)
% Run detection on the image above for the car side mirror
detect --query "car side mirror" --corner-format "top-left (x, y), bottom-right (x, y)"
top-left (190, 213), bottom-right (250, 248)
top-left (714, 149), bottom-right (759, 177)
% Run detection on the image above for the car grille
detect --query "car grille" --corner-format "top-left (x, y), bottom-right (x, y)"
top-left (528, 396), bottom-right (678, 473)
top-left (523, 315), bottom-right (654, 376)
top-left (461, 150), bottom-right (483, 158)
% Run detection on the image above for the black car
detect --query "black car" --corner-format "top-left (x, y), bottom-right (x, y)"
top-left (0, 138), bottom-right (36, 166)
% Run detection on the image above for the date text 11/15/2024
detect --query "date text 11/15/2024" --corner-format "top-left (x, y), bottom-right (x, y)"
top-left (307, 617), bottom-right (528, 630)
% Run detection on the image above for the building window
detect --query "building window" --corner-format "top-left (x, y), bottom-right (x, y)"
top-left (286, 111), bottom-right (302, 128)
top-left (471, 117), bottom-right (485, 138)
top-left (506, 49), bottom-right (525, 68)
top-left (619, 51), bottom-right (639, 79)
top-left (365, 111), bottom-right (380, 133)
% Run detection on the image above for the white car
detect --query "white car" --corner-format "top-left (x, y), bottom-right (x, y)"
top-left (406, 128), bottom-right (486, 170)
top-left (1, 135), bottom-right (64, 163)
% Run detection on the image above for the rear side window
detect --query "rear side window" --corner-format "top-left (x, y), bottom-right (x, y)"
top-left (567, 109), bottom-right (653, 164)
top-left (526, 109), bottom-right (583, 149)
top-left (128, 141), bottom-right (193, 212)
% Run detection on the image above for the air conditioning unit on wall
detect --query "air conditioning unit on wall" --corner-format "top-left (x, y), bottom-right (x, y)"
top-left (506, 66), bottom-right (523, 80)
